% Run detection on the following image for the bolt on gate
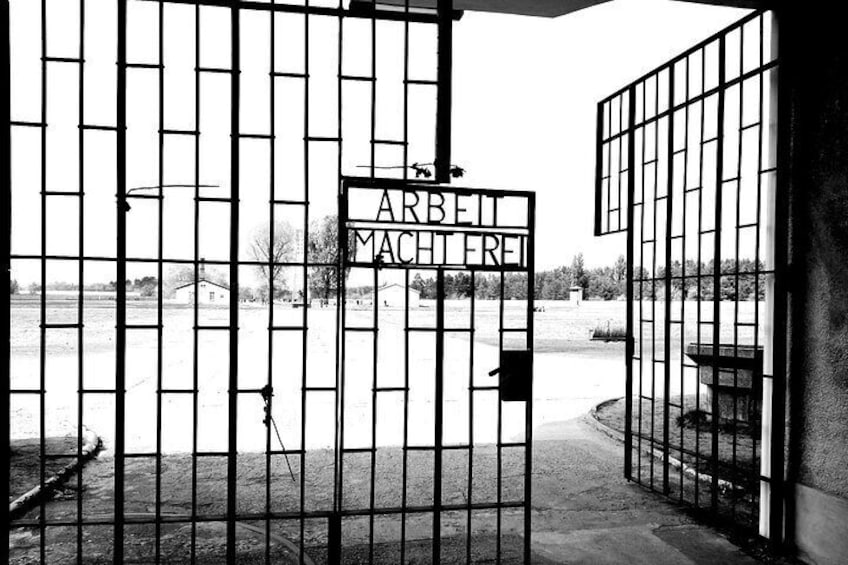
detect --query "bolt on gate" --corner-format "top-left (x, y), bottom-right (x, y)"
top-left (594, 10), bottom-right (788, 543)
top-left (4, 0), bottom-right (538, 563)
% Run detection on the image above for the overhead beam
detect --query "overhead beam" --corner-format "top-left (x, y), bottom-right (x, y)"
top-left (373, 0), bottom-right (766, 18)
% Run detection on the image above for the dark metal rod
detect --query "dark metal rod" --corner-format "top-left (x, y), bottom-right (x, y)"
top-left (2, 0), bottom-right (12, 559)
top-left (624, 86), bottom-right (637, 481)
top-left (156, 0), bottom-right (165, 558)
top-left (524, 194), bottom-right (536, 564)
top-left (434, 0), bottom-right (452, 183)
top-left (226, 4), bottom-right (241, 562)
top-left (710, 35), bottom-right (727, 514)
top-left (432, 269), bottom-right (445, 564)
top-left (76, 0), bottom-right (86, 559)
top-left (115, 1), bottom-right (129, 561)
top-left (662, 65), bottom-right (675, 495)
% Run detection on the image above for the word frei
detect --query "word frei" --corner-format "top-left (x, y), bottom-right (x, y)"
top-left (345, 187), bottom-right (529, 268)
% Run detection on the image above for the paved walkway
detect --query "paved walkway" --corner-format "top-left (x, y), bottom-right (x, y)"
top-left (10, 415), bottom-right (765, 564)
top-left (530, 417), bottom-right (761, 564)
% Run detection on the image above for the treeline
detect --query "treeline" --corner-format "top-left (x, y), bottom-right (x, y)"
top-left (640, 259), bottom-right (767, 301)
top-left (409, 255), bottom-right (767, 301)
top-left (11, 277), bottom-right (159, 296)
top-left (409, 254), bottom-right (627, 300)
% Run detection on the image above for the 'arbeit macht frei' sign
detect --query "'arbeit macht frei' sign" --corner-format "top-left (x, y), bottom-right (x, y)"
top-left (343, 182), bottom-right (532, 269)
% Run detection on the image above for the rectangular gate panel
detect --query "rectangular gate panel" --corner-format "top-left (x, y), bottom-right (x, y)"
top-left (340, 177), bottom-right (535, 563)
top-left (594, 10), bottom-right (786, 541)
top-left (7, 2), bottom-right (446, 563)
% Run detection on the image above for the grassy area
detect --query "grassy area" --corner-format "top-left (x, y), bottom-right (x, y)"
top-left (594, 395), bottom-right (761, 493)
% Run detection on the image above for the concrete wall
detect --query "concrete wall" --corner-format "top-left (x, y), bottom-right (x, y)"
top-left (781, 5), bottom-right (848, 564)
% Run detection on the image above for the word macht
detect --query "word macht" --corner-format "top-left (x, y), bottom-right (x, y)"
top-left (350, 228), bottom-right (527, 268)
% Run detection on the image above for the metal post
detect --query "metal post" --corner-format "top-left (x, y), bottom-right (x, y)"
top-left (432, 268), bottom-right (445, 563)
top-left (624, 85), bottom-right (637, 481)
top-left (226, 5), bottom-right (241, 563)
top-left (115, 1), bottom-right (128, 561)
top-left (435, 0), bottom-right (453, 183)
top-left (2, 0), bottom-right (12, 559)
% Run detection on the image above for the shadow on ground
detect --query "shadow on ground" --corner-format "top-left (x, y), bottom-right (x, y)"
top-left (10, 417), bottom-right (771, 564)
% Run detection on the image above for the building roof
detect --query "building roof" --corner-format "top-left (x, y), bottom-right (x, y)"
top-left (173, 278), bottom-right (230, 292)
top-left (375, 0), bottom-right (764, 17)
top-left (379, 283), bottom-right (421, 295)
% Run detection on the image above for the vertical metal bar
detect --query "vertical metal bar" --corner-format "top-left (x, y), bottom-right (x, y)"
top-left (466, 270), bottom-right (475, 564)
top-left (76, 0), bottom-right (86, 560)
top-left (266, 3), bottom-right (276, 563)
top-left (650, 74), bottom-right (658, 492)
top-left (432, 269), bottom-right (445, 565)
top-left (332, 182), bottom-right (348, 565)
top-left (299, 5), bottom-right (309, 562)
top-left (614, 98), bottom-right (623, 232)
top-left (624, 86), bottom-right (637, 481)
top-left (749, 13), bottom-right (765, 531)
top-left (369, 0), bottom-right (376, 179)
top-left (694, 45), bottom-right (707, 509)
top-left (710, 35), bottom-right (727, 514)
top-left (2, 0), bottom-right (12, 559)
top-left (400, 267), bottom-right (410, 563)
top-left (594, 102), bottom-right (604, 236)
top-left (156, 1), bottom-right (165, 559)
top-left (38, 1), bottom-right (48, 560)
top-left (402, 0), bottom-right (410, 176)
top-left (731, 25), bottom-right (745, 522)
top-left (496, 270), bottom-right (504, 562)
top-left (637, 82), bottom-right (647, 487)
top-left (679, 55), bottom-right (691, 501)
top-left (434, 0), bottom-right (452, 183)
top-left (191, 3), bottom-right (202, 561)
top-left (524, 195), bottom-right (536, 565)
top-left (369, 266), bottom-right (379, 563)
top-left (116, 0), bottom-right (129, 561)
top-left (226, 4), bottom-right (241, 562)
top-left (332, 8), bottom-right (345, 564)
top-left (768, 8), bottom-right (788, 545)
top-left (662, 66), bottom-right (675, 496)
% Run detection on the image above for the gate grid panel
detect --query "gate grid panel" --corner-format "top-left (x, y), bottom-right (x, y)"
top-left (340, 178), bottom-right (535, 563)
top-left (595, 10), bottom-right (786, 540)
top-left (6, 1), bottom-right (447, 563)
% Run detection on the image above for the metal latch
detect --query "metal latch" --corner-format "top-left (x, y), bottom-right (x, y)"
top-left (488, 349), bottom-right (533, 402)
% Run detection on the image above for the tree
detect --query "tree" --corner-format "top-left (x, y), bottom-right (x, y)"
top-left (613, 255), bottom-right (627, 283)
top-left (571, 253), bottom-right (588, 290)
top-left (10, 279), bottom-right (19, 295)
top-left (250, 221), bottom-right (296, 292)
top-left (308, 214), bottom-right (358, 300)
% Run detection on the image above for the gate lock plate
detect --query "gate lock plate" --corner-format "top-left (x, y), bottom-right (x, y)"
top-left (489, 349), bottom-right (533, 402)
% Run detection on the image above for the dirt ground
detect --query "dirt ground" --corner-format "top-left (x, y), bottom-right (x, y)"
top-left (9, 418), bottom-right (775, 565)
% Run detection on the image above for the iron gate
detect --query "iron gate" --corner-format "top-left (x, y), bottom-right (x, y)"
top-left (5, 0), bottom-right (537, 563)
top-left (594, 10), bottom-right (787, 542)
top-left (3, 0), bottom-right (482, 563)
top-left (339, 177), bottom-right (535, 563)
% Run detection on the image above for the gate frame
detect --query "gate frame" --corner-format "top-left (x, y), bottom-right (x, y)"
top-left (593, 9), bottom-right (789, 545)
top-left (338, 175), bottom-right (536, 563)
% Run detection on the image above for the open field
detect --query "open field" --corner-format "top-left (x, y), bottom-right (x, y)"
top-left (9, 298), bottom-right (627, 453)
top-left (9, 296), bottom-right (767, 456)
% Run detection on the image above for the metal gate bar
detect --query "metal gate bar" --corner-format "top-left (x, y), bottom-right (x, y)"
top-left (595, 9), bottom-right (786, 541)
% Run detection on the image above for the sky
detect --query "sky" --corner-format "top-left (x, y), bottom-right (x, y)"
top-left (9, 0), bottom-right (750, 286)
top-left (451, 0), bottom-right (749, 269)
